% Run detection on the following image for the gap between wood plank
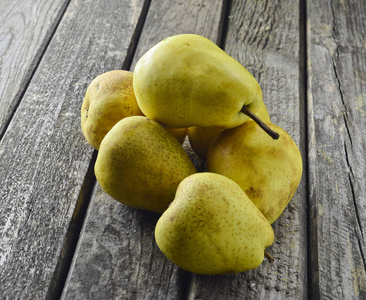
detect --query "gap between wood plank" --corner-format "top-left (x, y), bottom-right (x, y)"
top-left (299, 0), bottom-right (316, 299)
top-left (0, 0), bottom-right (72, 142)
top-left (217, 0), bottom-right (232, 49)
top-left (121, 0), bottom-right (152, 71)
top-left (47, 1), bottom-right (153, 299)
top-left (46, 151), bottom-right (97, 300)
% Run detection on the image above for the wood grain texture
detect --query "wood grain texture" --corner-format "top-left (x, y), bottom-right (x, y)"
top-left (62, 0), bottom-right (224, 298)
top-left (62, 186), bottom-right (190, 300)
top-left (0, 0), bottom-right (70, 138)
top-left (0, 0), bottom-right (146, 298)
top-left (190, 0), bottom-right (308, 299)
top-left (307, 0), bottom-right (366, 299)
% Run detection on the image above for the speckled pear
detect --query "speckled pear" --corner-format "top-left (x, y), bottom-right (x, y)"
top-left (206, 121), bottom-right (303, 224)
top-left (155, 172), bottom-right (274, 275)
top-left (95, 116), bottom-right (197, 213)
top-left (81, 70), bottom-right (144, 150)
top-left (133, 34), bottom-right (263, 129)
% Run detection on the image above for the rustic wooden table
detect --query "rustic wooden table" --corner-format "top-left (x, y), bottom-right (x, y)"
top-left (1, 0), bottom-right (365, 299)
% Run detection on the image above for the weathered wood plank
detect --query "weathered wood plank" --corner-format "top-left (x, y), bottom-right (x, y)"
top-left (0, 0), bottom-right (147, 299)
top-left (0, 0), bottom-right (70, 137)
top-left (62, 0), bottom-right (224, 298)
top-left (190, 0), bottom-right (308, 299)
top-left (307, 0), bottom-right (366, 299)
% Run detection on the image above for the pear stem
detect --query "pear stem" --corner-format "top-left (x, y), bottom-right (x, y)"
top-left (264, 250), bottom-right (274, 263)
top-left (241, 105), bottom-right (280, 140)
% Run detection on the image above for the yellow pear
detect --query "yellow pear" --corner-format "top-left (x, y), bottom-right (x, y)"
top-left (206, 121), bottom-right (303, 224)
top-left (188, 100), bottom-right (272, 159)
top-left (188, 126), bottom-right (223, 160)
top-left (95, 116), bottom-right (197, 213)
top-left (81, 70), bottom-right (144, 150)
top-left (155, 172), bottom-right (274, 275)
top-left (133, 34), bottom-right (263, 129)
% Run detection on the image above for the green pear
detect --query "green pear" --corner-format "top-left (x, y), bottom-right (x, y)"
top-left (95, 116), bottom-right (197, 213)
top-left (188, 100), bottom-right (272, 159)
top-left (155, 172), bottom-right (274, 275)
top-left (206, 121), bottom-right (303, 224)
top-left (133, 34), bottom-right (263, 129)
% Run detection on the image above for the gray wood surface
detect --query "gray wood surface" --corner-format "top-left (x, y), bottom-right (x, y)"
top-left (190, 0), bottom-right (308, 299)
top-left (307, 0), bottom-right (366, 299)
top-left (0, 0), bottom-right (147, 298)
top-left (0, 0), bottom-right (70, 137)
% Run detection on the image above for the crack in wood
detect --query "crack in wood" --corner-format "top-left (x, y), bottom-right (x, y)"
top-left (331, 48), bottom-right (354, 147)
top-left (349, 173), bottom-right (364, 240)
top-left (344, 141), bottom-right (364, 243)
top-left (343, 114), bottom-right (354, 147)
top-left (355, 229), bottom-right (366, 274)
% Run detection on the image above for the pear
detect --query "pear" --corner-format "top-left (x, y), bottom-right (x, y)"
top-left (155, 172), bottom-right (274, 275)
top-left (133, 34), bottom-right (265, 130)
top-left (81, 70), bottom-right (144, 150)
top-left (188, 100), bottom-right (272, 159)
top-left (188, 126), bottom-right (223, 160)
top-left (95, 116), bottom-right (197, 213)
top-left (206, 121), bottom-right (303, 224)
top-left (168, 127), bottom-right (188, 145)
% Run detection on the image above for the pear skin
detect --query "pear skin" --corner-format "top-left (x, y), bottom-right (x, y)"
top-left (188, 126), bottom-right (223, 159)
top-left (188, 100), bottom-right (271, 159)
top-left (206, 121), bottom-right (303, 224)
top-left (134, 34), bottom-right (262, 129)
top-left (168, 127), bottom-right (188, 145)
top-left (81, 70), bottom-right (144, 150)
top-left (155, 172), bottom-right (274, 275)
top-left (95, 116), bottom-right (197, 213)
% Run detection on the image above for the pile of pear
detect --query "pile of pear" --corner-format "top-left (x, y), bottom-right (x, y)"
top-left (80, 34), bottom-right (303, 275)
